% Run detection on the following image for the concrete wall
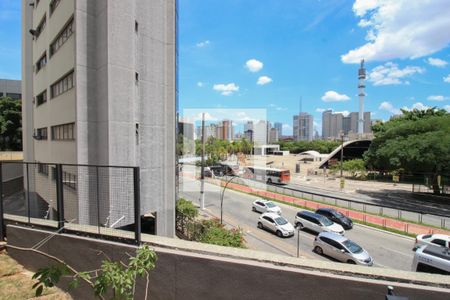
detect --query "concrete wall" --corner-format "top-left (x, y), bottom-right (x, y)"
top-left (6, 225), bottom-right (450, 300)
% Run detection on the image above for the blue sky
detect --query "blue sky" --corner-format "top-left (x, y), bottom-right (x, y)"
top-left (1, 0), bottom-right (450, 135)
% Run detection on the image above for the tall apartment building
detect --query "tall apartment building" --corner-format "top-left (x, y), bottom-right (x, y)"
top-left (274, 122), bottom-right (282, 138)
top-left (22, 0), bottom-right (176, 237)
top-left (0, 79), bottom-right (22, 100)
top-left (268, 127), bottom-right (279, 143)
top-left (216, 120), bottom-right (233, 141)
top-left (322, 110), bottom-right (371, 139)
top-left (293, 113), bottom-right (314, 141)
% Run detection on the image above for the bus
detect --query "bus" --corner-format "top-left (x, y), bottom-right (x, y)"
top-left (243, 166), bottom-right (290, 185)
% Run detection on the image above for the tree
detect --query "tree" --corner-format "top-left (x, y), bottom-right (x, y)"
top-left (364, 108), bottom-right (450, 194)
top-left (0, 96), bottom-right (22, 151)
top-left (341, 159), bottom-right (366, 178)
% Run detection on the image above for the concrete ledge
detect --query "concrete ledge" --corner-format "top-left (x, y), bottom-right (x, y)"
top-left (6, 224), bottom-right (450, 300)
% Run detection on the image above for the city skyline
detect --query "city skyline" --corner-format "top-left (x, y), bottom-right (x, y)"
top-left (1, 1), bottom-right (450, 136)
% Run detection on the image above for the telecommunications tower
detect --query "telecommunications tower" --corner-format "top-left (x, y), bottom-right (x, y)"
top-left (358, 59), bottom-right (366, 135)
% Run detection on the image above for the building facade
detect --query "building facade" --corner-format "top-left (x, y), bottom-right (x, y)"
top-left (293, 113), bottom-right (313, 141)
top-left (274, 122), bottom-right (282, 138)
top-left (0, 79), bottom-right (22, 100)
top-left (323, 110), bottom-right (371, 139)
top-left (22, 0), bottom-right (177, 237)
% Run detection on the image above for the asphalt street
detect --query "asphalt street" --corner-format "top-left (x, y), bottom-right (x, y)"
top-left (180, 176), bottom-right (416, 271)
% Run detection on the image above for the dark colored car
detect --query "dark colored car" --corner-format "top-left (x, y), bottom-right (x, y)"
top-left (315, 208), bottom-right (353, 230)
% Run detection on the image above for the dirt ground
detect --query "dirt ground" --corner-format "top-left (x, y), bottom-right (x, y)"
top-left (0, 247), bottom-right (71, 300)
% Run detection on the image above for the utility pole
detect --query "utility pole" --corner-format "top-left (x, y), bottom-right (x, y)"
top-left (340, 132), bottom-right (344, 190)
top-left (200, 113), bottom-right (206, 210)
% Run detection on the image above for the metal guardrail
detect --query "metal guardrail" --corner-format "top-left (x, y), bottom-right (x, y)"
top-left (0, 161), bottom-right (141, 244)
top-left (221, 176), bottom-right (450, 230)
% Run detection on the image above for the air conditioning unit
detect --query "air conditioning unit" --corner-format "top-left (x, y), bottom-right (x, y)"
top-left (32, 131), bottom-right (42, 140)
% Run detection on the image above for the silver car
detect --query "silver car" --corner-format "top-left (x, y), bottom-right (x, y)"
top-left (313, 232), bottom-right (373, 266)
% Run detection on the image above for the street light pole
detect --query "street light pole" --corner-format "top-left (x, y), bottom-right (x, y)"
top-left (340, 132), bottom-right (344, 190)
top-left (220, 175), bottom-right (238, 225)
top-left (200, 113), bottom-right (206, 210)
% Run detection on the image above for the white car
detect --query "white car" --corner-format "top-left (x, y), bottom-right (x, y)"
top-left (252, 199), bottom-right (281, 215)
top-left (295, 210), bottom-right (345, 235)
top-left (413, 234), bottom-right (450, 251)
top-left (257, 212), bottom-right (295, 237)
top-left (412, 244), bottom-right (450, 275)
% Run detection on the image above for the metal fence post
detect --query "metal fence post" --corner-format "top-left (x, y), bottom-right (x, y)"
top-left (26, 163), bottom-right (31, 224)
top-left (133, 167), bottom-right (141, 245)
top-left (0, 162), bottom-right (4, 241)
top-left (55, 164), bottom-right (65, 230)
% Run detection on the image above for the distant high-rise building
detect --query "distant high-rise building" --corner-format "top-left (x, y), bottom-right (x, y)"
top-left (322, 110), bottom-right (332, 139)
top-left (269, 127), bottom-right (279, 143)
top-left (217, 120), bottom-right (233, 141)
top-left (274, 122), bottom-right (283, 138)
top-left (293, 113), bottom-right (314, 141)
top-left (178, 121), bottom-right (194, 141)
top-left (322, 110), bottom-right (371, 139)
top-left (0, 79), bottom-right (21, 100)
top-left (253, 120), bottom-right (269, 145)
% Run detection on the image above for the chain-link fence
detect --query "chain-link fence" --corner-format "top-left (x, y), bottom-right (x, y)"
top-left (0, 161), bottom-right (140, 244)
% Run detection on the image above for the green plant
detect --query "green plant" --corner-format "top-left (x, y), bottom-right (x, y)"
top-left (29, 245), bottom-right (157, 300)
top-left (199, 219), bottom-right (245, 248)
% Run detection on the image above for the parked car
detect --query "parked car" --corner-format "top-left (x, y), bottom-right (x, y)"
top-left (257, 212), bottom-right (295, 237)
top-left (295, 210), bottom-right (345, 235)
top-left (313, 232), bottom-right (373, 266)
top-left (413, 234), bottom-right (450, 251)
top-left (315, 208), bottom-right (353, 230)
top-left (252, 199), bottom-right (281, 215)
top-left (412, 244), bottom-right (450, 275)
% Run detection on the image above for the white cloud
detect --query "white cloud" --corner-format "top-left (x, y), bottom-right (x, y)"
top-left (268, 103), bottom-right (286, 111)
top-left (213, 83), bottom-right (239, 96)
top-left (315, 108), bottom-right (326, 113)
top-left (257, 76), bottom-right (272, 85)
top-left (403, 102), bottom-right (430, 111)
top-left (427, 95), bottom-right (448, 101)
top-left (321, 91), bottom-right (350, 102)
top-left (444, 74), bottom-right (450, 83)
top-left (379, 101), bottom-right (401, 115)
top-left (245, 59), bottom-right (263, 72)
top-left (196, 40), bottom-right (210, 48)
top-left (368, 62), bottom-right (424, 86)
top-left (197, 81), bottom-right (204, 87)
top-left (427, 57), bottom-right (448, 67)
top-left (282, 124), bottom-right (292, 130)
top-left (342, 0), bottom-right (450, 63)
top-left (334, 111), bottom-right (350, 117)
top-left (444, 105), bottom-right (450, 112)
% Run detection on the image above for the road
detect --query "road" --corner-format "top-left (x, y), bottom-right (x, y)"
top-left (180, 176), bottom-right (416, 271)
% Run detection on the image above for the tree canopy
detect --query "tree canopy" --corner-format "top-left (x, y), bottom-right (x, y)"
top-left (0, 96), bottom-right (22, 151)
top-left (277, 140), bottom-right (340, 154)
top-left (364, 108), bottom-right (450, 176)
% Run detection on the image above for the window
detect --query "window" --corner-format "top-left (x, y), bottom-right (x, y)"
top-left (49, 0), bottom-right (61, 15)
top-left (35, 15), bottom-right (46, 39)
top-left (263, 216), bottom-right (274, 223)
top-left (50, 18), bottom-right (74, 56)
top-left (51, 122), bottom-right (75, 140)
top-left (35, 52), bottom-right (47, 73)
top-left (135, 21), bottom-right (139, 33)
top-left (62, 171), bottom-right (77, 190)
top-left (6, 93), bottom-right (21, 100)
top-left (431, 239), bottom-right (447, 247)
top-left (51, 71), bottom-right (74, 98)
top-left (36, 90), bottom-right (47, 106)
top-left (35, 127), bottom-right (48, 140)
top-left (38, 163), bottom-right (49, 175)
